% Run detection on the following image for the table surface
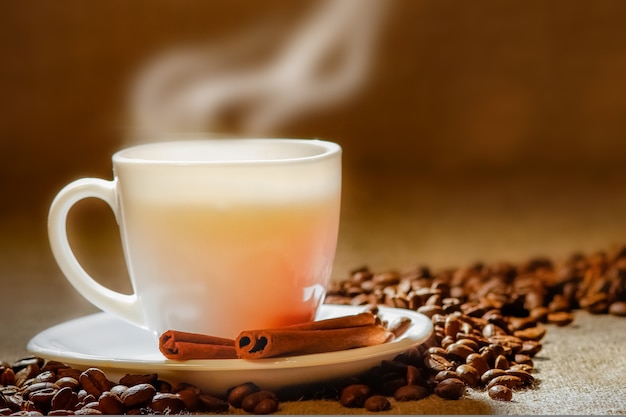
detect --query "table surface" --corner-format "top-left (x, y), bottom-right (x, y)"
top-left (2, 167), bottom-right (626, 414)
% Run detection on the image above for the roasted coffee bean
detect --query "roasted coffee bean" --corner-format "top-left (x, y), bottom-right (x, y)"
top-left (364, 395), bottom-right (391, 412)
top-left (515, 354), bottom-right (534, 367)
top-left (505, 369), bottom-right (535, 386)
top-left (120, 383), bottom-right (156, 408)
top-left (520, 340), bottom-right (542, 356)
top-left (446, 342), bottom-right (475, 360)
top-left (424, 354), bottom-right (454, 372)
top-left (11, 357), bottom-right (43, 373)
top-left (488, 384), bottom-right (513, 401)
top-left (176, 387), bottom-right (201, 411)
top-left (48, 410), bottom-right (75, 416)
top-left (80, 401), bottom-right (102, 413)
top-left (32, 372), bottom-right (55, 385)
top-left (426, 347), bottom-right (448, 357)
top-left (444, 315), bottom-right (461, 338)
top-left (406, 365), bottom-right (422, 386)
top-left (56, 369), bottom-right (82, 381)
top-left (241, 391), bottom-right (278, 413)
top-left (0, 368), bottom-right (15, 387)
top-left (494, 354), bottom-right (510, 370)
top-left (77, 392), bottom-right (96, 406)
top-left (487, 375), bottom-right (523, 390)
top-left (119, 374), bottom-right (158, 388)
top-left (253, 398), bottom-right (279, 415)
top-left (29, 388), bottom-right (57, 410)
top-left (97, 392), bottom-right (124, 415)
top-left (547, 311), bottom-right (575, 326)
top-left (434, 378), bottom-right (465, 400)
top-left (22, 383), bottom-right (59, 400)
top-left (198, 394), bottom-right (230, 413)
top-left (15, 365), bottom-right (40, 387)
top-left (74, 407), bottom-right (102, 415)
top-left (455, 364), bottom-right (480, 387)
top-left (150, 393), bottom-right (185, 414)
top-left (55, 377), bottom-right (79, 391)
top-left (339, 384), bottom-right (371, 408)
top-left (51, 387), bottom-right (78, 411)
top-left (481, 368), bottom-right (507, 385)
top-left (154, 379), bottom-right (172, 393)
top-left (79, 369), bottom-right (114, 398)
top-left (488, 335), bottom-right (523, 353)
top-left (466, 353), bottom-right (490, 376)
top-left (227, 382), bottom-right (260, 408)
top-left (434, 370), bottom-right (461, 384)
top-left (393, 385), bottom-right (429, 401)
top-left (514, 325), bottom-right (546, 341)
top-left (108, 385), bottom-right (128, 398)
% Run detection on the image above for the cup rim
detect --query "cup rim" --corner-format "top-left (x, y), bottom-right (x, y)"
top-left (113, 138), bottom-right (341, 166)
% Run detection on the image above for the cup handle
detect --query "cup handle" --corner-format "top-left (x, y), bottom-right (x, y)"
top-left (48, 178), bottom-right (145, 328)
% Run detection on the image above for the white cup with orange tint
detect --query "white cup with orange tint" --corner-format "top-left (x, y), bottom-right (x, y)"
top-left (48, 138), bottom-right (341, 339)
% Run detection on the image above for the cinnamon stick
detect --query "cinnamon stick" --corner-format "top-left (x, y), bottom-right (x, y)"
top-left (235, 313), bottom-right (388, 359)
top-left (280, 312), bottom-right (378, 330)
top-left (159, 330), bottom-right (237, 360)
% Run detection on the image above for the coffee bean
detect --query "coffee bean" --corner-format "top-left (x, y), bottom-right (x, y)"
top-left (481, 368), bottom-right (507, 385)
top-left (51, 387), bottom-right (78, 411)
top-left (487, 375), bottom-right (523, 390)
top-left (227, 382), bottom-right (260, 408)
top-left (198, 394), bottom-right (230, 413)
top-left (119, 374), bottom-right (158, 387)
top-left (74, 407), bottom-right (102, 415)
top-left (447, 342), bottom-right (475, 360)
top-left (120, 383), bottom-right (155, 408)
top-left (494, 354), bottom-right (510, 370)
top-left (364, 395), bottom-right (391, 411)
top-left (434, 378), bottom-right (465, 400)
top-left (547, 311), bottom-right (575, 326)
top-left (488, 384), bottom-right (513, 401)
top-left (424, 353), bottom-right (454, 372)
top-left (48, 410), bottom-right (75, 416)
top-left (339, 384), bottom-right (371, 408)
top-left (97, 391), bottom-right (124, 415)
top-left (466, 353), bottom-right (490, 376)
top-left (505, 369), bottom-right (535, 386)
top-left (79, 369), bottom-right (114, 398)
top-left (455, 364), bottom-right (480, 387)
top-left (514, 325), bottom-right (546, 341)
top-left (175, 387), bottom-right (200, 411)
top-left (109, 385), bottom-right (128, 398)
top-left (393, 385), bottom-right (429, 401)
top-left (241, 391), bottom-right (278, 413)
top-left (0, 369), bottom-right (15, 387)
top-left (150, 393), bottom-right (185, 414)
top-left (55, 377), bottom-right (79, 391)
top-left (253, 398), bottom-right (279, 415)
top-left (406, 365), bottom-right (422, 386)
top-left (30, 388), bottom-right (57, 410)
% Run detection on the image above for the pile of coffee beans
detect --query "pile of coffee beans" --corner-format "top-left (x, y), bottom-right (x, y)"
top-left (2, 246), bottom-right (625, 414)
top-left (321, 244), bottom-right (626, 411)
top-left (0, 358), bottom-right (282, 415)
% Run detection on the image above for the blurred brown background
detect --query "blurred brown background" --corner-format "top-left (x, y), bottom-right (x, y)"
top-left (2, 0), bottom-right (626, 275)
top-left (3, 3), bottom-right (626, 412)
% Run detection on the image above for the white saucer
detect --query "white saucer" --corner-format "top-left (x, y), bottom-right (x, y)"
top-left (27, 304), bottom-right (432, 395)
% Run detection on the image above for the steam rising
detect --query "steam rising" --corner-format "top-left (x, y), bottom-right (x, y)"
top-left (128, 0), bottom-right (389, 139)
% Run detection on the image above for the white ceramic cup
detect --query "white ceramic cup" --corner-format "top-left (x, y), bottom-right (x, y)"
top-left (48, 138), bottom-right (342, 339)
